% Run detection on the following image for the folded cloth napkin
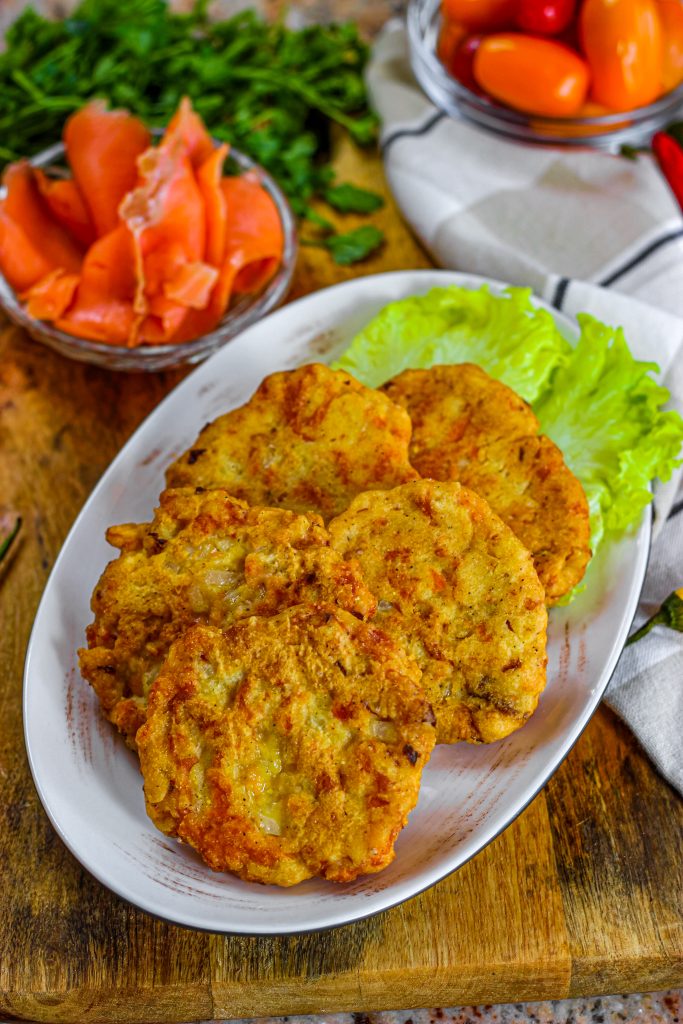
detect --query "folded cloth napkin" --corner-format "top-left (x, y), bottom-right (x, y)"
top-left (367, 21), bottom-right (683, 794)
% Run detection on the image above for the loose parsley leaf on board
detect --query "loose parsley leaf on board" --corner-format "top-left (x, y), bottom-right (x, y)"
top-left (0, 0), bottom-right (385, 262)
top-left (324, 183), bottom-right (384, 213)
top-left (303, 225), bottom-right (385, 265)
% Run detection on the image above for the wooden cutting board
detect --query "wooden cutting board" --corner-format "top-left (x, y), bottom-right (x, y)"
top-left (0, 136), bottom-right (681, 1024)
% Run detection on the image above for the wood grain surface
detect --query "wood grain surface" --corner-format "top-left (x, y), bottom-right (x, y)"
top-left (0, 140), bottom-right (682, 1024)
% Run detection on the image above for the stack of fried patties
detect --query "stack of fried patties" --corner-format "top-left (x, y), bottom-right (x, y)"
top-left (79, 363), bottom-right (590, 887)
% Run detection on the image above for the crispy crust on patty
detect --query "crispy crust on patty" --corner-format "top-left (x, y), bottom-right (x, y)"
top-left (79, 488), bottom-right (376, 747)
top-left (137, 606), bottom-right (435, 886)
top-left (382, 364), bottom-right (591, 604)
top-left (165, 363), bottom-right (419, 521)
top-left (328, 480), bottom-right (548, 745)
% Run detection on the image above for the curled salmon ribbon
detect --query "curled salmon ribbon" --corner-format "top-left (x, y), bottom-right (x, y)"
top-left (0, 98), bottom-right (285, 347)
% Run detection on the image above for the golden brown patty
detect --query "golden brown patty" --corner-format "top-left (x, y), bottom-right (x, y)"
top-left (79, 488), bottom-right (376, 747)
top-left (382, 364), bottom-right (591, 604)
top-left (137, 606), bottom-right (435, 886)
top-left (328, 480), bottom-right (548, 745)
top-left (166, 363), bottom-right (418, 521)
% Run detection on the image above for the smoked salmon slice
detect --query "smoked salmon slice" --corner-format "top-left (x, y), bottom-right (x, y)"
top-left (221, 173), bottom-right (284, 294)
top-left (163, 259), bottom-right (238, 344)
top-left (22, 269), bottom-right (79, 321)
top-left (0, 206), bottom-right (56, 293)
top-left (165, 172), bottom-right (285, 344)
top-left (123, 145), bottom-right (206, 261)
top-left (1, 162), bottom-right (83, 290)
top-left (64, 100), bottom-right (151, 238)
top-left (56, 225), bottom-right (138, 345)
top-left (121, 145), bottom-right (206, 307)
top-left (162, 97), bottom-right (215, 168)
top-left (138, 294), bottom-right (189, 345)
top-left (164, 261), bottom-right (219, 309)
top-left (197, 144), bottom-right (229, 267)
top-left (120, 135), bottom-right (209, 341)
top-left (33, 171), bottom-right (96, 247)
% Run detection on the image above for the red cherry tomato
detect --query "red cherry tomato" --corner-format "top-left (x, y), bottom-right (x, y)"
top-left (442, 0), bottom-right (516, 30)
top-left (437, 19), bottom-right (468, 66)
top-left (516, 0), bottom-right (576, 35)
top-left (658, 0), bottom-right (683, 92)
top-left (473, 34), bottom-right (590, 116)
top-left (579, 0), bottom-right (664, 110)
top-left (449, 34), bottom-right (485, 90)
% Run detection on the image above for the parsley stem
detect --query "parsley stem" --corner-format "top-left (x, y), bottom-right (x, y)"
top-left (0, 517), bottom-right (21, 566)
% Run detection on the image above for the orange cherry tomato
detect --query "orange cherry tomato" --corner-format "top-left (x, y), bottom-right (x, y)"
top-left (442, 0), bottom-right (516, 30)
top-left (579, 0), bottom-right (664, 110)
top-left (658, 0), bottom-right (683, 92)
top-left (473, 34), bottom-right (590, 116)
top-left (437, 19), bottom-right (468, 66)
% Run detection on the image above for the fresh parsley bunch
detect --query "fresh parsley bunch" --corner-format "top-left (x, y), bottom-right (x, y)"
top-left (0, 0), bottom-right (385, 263)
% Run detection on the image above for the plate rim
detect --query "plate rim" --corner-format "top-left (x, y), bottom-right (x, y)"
top-left (22, 268), bottom-right (653, 934)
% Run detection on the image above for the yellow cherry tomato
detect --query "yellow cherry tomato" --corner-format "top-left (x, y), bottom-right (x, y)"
top-left (579, 0), bottom-right (664, 110)
top-left (658, 0), bottom-right (683, 91)
top-left (473, 34), bottom-right (590, 116)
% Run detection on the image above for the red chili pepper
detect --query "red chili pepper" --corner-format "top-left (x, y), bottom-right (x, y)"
top-left (652, 131), bottom-right (683, 211)
top-left (517, 0), bottom-right (576, 35)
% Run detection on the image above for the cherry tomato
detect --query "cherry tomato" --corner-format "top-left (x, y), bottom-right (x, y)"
top-left (437, 19), bottom-right (468, 66)
top-left (473, 34), bottom-right (590, 116)
top-left (449, 34), bottom-right (485, 90)
top-left (516, 0), bottom-right (576, 35)
top-left (579, 0), bottom-right (664, 110)
top-left (658, 0), bottom-right (683, 92)
top-left (442, 0), bottom-right (516, 30)
top-left (576, 100), bottom-right (612, 117)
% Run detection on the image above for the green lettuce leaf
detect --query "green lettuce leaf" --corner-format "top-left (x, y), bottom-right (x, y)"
top-left (334, 284), bottom-right (570, 401)
top-left (335, 285), bottom-right (683, 567)
top-left (535, 314), bottom-right (683, 551)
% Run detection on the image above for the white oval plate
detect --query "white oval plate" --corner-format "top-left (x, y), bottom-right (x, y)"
top-left (24, 270), bottom-right (650, 935)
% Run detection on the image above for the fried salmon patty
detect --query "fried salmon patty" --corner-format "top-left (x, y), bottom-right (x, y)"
top-left (79, 488), bottom-right (376, 747)
top-left (382, 365), bottom-right (591, 604)
top-left (138, 606), bottom-right (436, 886)
top-left (328, 480), bottom-right (548, 745)
top-left (165, 363), bottom-right (418, 521)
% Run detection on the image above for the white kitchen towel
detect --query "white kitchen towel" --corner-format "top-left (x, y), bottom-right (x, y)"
top-left (368, 21), bottom-right (683, 794)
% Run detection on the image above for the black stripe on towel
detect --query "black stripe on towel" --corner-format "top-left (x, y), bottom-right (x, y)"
top-left (381, 111), bottom-right (447, 153)
top-left (551, 276), bottom-right (570, 311)
top-left (599, 228), bottom-right (683, 288)
top-left (667, 497), bottom-right (683, 520)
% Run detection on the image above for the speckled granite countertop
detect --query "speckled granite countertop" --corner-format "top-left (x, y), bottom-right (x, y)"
top-left (214, 992), bottom-right (681, 1024)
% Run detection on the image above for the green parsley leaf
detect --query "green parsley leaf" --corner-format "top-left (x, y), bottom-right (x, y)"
top-left (324, 183), bottom-right (384, 213)
top-left (303, 225), bottom-right (385, 265)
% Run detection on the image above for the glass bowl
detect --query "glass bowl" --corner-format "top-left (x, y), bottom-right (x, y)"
top-left (408, 0), bottom-right (683, 149)
top-left (0, 141), bottom-right (297, 372)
